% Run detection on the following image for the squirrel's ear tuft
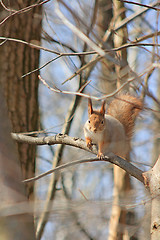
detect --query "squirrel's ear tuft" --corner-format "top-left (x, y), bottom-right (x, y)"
top-left (88, 98), bottom-right (93, 116)
top-left (100, 100), bottom-right (106, 115)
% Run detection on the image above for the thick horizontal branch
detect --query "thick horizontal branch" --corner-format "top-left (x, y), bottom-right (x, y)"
top-left (12, 133), bottom-right (144, 184)
top-left (11, 133), bottom-right (92, 152)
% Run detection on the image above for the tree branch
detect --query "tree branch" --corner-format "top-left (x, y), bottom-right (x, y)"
top-left (11, 132), bottom-right (144, 184)
top-left (0, 0), bottom-right (50, 26)
top-left (119, 0), bottom-right (160, 11)
top-left (11, 132), bottom-right (90, 151)
top-left (38, 64), bottom-right (160, 103)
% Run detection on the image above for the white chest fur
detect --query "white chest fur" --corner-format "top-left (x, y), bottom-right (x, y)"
top-left (84, 115), bottom-right (129, 157)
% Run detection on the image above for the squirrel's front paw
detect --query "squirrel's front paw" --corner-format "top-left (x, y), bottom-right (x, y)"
top-left (85, 137), bottom-right (92, 149)
top-left (97, 152), bottom-right (104, 160)
top-left (87, 141), bottom-right (92, 149)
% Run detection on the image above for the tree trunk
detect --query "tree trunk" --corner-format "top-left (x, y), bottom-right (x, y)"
top-left (143, 156), bottom-right (160, 240)
top-left (108, 1), bottom-right (137, 239)
top-left (0, 86), bottom-right (35, 239)
top-left (97, 1), bottom-right (137, 239)
top-left (97, 0), bottom-right (116, 94)
top-left (0, 1), bottom-right (41, 199)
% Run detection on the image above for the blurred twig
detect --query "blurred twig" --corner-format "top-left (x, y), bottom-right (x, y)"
top-left (0, 0), bottom-right (50, 26)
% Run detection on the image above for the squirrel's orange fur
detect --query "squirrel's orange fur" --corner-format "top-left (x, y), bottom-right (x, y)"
top-left (107, 95), bottom-right (143, 139)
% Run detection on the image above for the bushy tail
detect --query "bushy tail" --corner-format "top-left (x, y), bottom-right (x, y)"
top-left (107, 94), bottom-right (143, 139)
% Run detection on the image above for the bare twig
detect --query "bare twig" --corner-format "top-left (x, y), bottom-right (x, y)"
top-left (38, 73), bottom-right (135, 100)
top-left (0, 37), bottom-right (66, 55)
top-left (103, 1), bottom-right (160, 41)
top-left (0, 0), bottom-right (16, 12)
top-left (21, 55), bottom-right (61, 78)
top-left (38, 75), bottom-right (93, 99)
top-left (119, 0), bottom-right (160, 11)
top-left (23, 154), bottom-right (144, 184)
top-left (38, 63), bottom-right (160, 101)
top-left (0, 0), bottom-right (50, 26)
top-left (61, 55), bottom-right (103, 84)
top-left (131, 31), bottom-right (160, 44)
top-left (42, 31), bottom-right (78, 54)
top-left (55, 1), bottom-right (106, 57)
top-left (0, 36), bottom-right (160, 57)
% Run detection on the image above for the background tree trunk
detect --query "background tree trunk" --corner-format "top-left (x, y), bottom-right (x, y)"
top-left (143, 156), bottom-right (160, 240)
top-left (0, 1), bottom-right (41, 199)
top-left (108, 1), bottom-right (132, 240)
top-left (97, 0), bottom-right (116, 94)
top-left (0, 86), bottom-right (35, 239)
top-left (98, 1), bottom-right (137, 239)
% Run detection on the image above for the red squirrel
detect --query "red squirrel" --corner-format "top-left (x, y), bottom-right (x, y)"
top-left (84, 94), bottom-right (143, 159)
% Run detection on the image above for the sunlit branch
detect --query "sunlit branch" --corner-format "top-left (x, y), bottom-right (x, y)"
top-left (11, 132), bottom-right (144, 184)
top-left (55, 1), bottom-right (106, 57)
top-left (38, 63), bottom-right (160, 102)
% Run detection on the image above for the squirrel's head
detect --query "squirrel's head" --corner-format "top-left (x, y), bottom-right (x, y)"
top-left (87, 99), bottom-right (106, 133)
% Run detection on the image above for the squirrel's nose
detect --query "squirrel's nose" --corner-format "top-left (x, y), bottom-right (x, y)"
top-left (93, 128), bottom-right (97, 133)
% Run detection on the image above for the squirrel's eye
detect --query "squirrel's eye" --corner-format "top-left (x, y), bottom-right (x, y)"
top-left (88, 120), bottom-right (90, 123)
top-left (101, 120), bottom-right (104, 124)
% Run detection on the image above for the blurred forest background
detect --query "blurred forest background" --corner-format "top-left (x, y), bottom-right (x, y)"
top-left (0, 0), bottom-right (160, 240)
